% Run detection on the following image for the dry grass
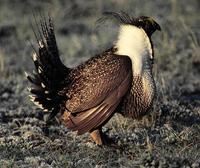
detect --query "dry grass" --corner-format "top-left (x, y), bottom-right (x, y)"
top-left (0, 49), bottom-right (5, 72)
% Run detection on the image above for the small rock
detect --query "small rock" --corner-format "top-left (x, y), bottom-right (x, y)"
top-left (2, 92), bottom-right (9, 99)
top-left (192, 162), bottom-right (200, 168)
top-left (95, 164), bottom-right (103, 168)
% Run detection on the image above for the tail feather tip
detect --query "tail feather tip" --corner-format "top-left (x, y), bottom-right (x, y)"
top-left (41, 82), bottom-right (46, 88)
top-left (39, 40), bottom-right (44, 48)
top-left (27, 87), bottom-right (31, 92)
top-left (32, 53), bottom-right (37, 61)
top-left (24, 71), bottom-right (29, 78)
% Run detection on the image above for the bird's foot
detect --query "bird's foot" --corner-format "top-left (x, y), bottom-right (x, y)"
top-left (90, 129), bottom-right (114, 146)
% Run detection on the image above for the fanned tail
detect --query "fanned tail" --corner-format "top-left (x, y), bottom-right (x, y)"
top-left (26, 14), bottom-right (69, 121)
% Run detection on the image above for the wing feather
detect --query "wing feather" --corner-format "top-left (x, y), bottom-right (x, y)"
top-left (65, 54), bottom-right (132, 113)
top-left (65, 69), bottom-right (132, 134)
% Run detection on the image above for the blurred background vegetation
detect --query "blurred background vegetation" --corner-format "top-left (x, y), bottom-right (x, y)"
top-left (0, 0), bottom-right (199, 167)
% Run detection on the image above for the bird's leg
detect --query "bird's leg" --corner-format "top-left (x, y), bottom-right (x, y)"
top-left (90, 128), bottom-right (114, 145)
top-left (90, 129), bottom-right (104, 145)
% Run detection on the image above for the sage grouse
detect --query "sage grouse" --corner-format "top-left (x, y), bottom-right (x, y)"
top-left (26, 12), bottom-right (161, 145)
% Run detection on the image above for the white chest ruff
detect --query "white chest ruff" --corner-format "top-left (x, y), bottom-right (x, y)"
top-left (115, 25), bottom-right (152, 75)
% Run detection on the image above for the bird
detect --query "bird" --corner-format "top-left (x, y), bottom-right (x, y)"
top-left (25, 12), bottom-right (161, 145)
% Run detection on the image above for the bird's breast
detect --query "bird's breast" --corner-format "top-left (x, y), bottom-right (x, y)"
top-left (121, 74), bottom-right (156, 118)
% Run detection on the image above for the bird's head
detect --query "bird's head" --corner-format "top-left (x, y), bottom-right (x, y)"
top-left (131, 16), bottom-right (161, 37)
top-left (99, 12), bottom-right (161, 37)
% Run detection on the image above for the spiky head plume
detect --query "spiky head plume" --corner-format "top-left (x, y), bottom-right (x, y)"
top-left (98, 11), bottom-right (161, 37)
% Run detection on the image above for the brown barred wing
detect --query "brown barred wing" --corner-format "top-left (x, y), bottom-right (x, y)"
top-left (62, 54), bottom-right (132, 134)
top-left (65, 54), bottom-right (132, 113)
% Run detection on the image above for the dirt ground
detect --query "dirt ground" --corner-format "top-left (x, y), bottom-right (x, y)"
top-left (0, 0), bottom-right (200, 167)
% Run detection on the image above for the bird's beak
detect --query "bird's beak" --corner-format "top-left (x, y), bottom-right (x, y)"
top-left (148, 17), bottom-right (161, 31)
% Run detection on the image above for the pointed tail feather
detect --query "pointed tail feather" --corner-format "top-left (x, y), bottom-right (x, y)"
top-left (26, 14), bottom-right (70, 120)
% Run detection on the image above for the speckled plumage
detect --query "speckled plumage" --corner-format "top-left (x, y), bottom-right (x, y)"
top-left (61, 48), bottom-right (131, 112)
top-left (120, 73), bottom-right (156, 119)
top-left (26, 12), bottom-right (161, 145)
top-left (60, 47), bottom-right (132, 134)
